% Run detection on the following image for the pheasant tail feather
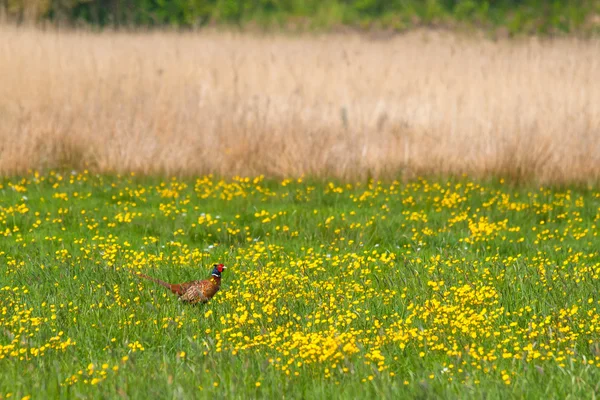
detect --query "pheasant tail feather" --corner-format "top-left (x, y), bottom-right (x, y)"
top-left (133, 272), bottom-right (172, 290)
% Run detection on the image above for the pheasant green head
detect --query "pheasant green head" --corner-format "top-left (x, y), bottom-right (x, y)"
top-left (211, 263), bottom-right (227, 278)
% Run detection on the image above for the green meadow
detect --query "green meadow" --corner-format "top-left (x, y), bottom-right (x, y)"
top-left (0, 171), bottom-right (599, 398)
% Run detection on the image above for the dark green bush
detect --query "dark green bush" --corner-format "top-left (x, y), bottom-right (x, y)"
top-left (2, 0), bottom-right (599, 34)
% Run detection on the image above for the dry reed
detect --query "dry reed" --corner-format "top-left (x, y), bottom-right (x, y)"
top-left (1, 25), bottom-right (600, 183)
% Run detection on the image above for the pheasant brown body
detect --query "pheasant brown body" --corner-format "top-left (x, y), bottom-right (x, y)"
top-left (134, 264), bottom-right (226, 304)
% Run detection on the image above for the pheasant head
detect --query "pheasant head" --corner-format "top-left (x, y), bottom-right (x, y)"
top-left (211, 263), bottom-right (227, 278)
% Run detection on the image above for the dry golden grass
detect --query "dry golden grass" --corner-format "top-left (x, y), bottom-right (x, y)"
top-left (1, 25), bottom-right (600, 182)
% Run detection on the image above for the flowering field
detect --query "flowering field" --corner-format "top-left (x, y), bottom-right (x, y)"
top-left (1, 171), bottom-right (599, 398)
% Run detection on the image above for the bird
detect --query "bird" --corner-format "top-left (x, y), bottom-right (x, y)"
top-left (133, 264), bottom-right (227, 304)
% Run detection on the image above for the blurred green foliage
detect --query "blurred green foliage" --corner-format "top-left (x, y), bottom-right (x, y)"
top-left (2, 0), bottom-right (599, 34)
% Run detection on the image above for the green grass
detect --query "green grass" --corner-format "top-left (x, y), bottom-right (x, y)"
top-left (1, 171), bottom-right (600, 399)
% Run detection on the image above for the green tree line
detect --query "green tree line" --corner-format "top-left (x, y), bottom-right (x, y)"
top-left (2, 0), bottom-right (599, 34)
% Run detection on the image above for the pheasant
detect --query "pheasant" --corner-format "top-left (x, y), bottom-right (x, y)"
top-left (133, 264), bottom-right (227, 304)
